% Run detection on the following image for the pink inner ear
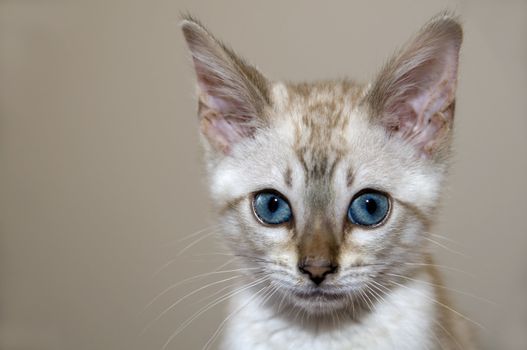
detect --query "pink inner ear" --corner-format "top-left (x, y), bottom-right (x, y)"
top-left (210, 116), bottom-right (243, 144)
top-left (200, 114), bottom-right (233, 154)
top-left (394, 88), bottom-right (453, 156)
top-left (195, 69), bottom-right (260, 154)
top-left (183, 20), bottom-right (269, 154)
top-left (388, 48), bottom-right (458, 156)
top-left (207, 95), bottom-right (230, 113)
top-left (196, 80), bottom-right (256, 154)
top-left (200, 108), bottom-right (254, 154)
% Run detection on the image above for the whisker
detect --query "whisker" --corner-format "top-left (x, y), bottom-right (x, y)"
top-left (177, 230), bottom-right (218, 256)
top-left (365, 283), bottom-right (387, 305)
top-left (191, 252), bottom-right (235, 257)
top-left (434, 319), bottom-right (463, 350)
top-left (201, 284), bottom-right (272, 350)
top-left (260, 284), bottom-right (280, 309)
top-left (191, 283), bottom-right (234, 306)
top-left (153, 255), bottom-right (238, 279)
top-left (211, 257), bottom-right (240, 272)
top-left (368, 279), bottom-right (392, 294)
top-left (348, 292), bottom-right (356, 319)
top-left (300, 306), bottom-right (308, 328)
top-left (385, 272), bottom-right (496, 305)
top-left (387, 279), bottom-right (485, 330)
top-left (141, 275), bottom-right (242, 335)
top-left (356, 288), bottom-right (367, 310)
top-left (334, 303), bottom-right (343, 325)
top-left (155, 224), bottom-right (222, 254)
top-left (232, 254), bottom-right (276, 265)
top-left (364, 279), bottom-right (467, 349)
top-left (361, 287), bottom-right (377, 312)
top-left (173, 224), bottom-right (222, 244)
top-left (430, 331), bottom-right (444, 350)
top-left (142, 267), bottom-right (261, 313)
top-left (428, 233), bottom-right (463, 246)
top-left (423, 237), bottom-right (471, 258)
top-left (277, 288), bottom-right (289, 313)
top-left (401, 262), bottom-right (475, 278)
top-left (292, 303), bottom-right (303, 324)
top-left (329, 307), bottom-right (337, 328)
top-left (161, 276), bottom-right (269, 350)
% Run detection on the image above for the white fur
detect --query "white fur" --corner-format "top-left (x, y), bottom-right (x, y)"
top-left (222, 270), bottom-right (437, 350)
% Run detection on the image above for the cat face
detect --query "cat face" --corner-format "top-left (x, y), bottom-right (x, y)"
top-left (182, 14), bottom-right (461, 315)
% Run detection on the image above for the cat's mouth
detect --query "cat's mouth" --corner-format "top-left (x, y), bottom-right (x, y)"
top-left (292, 289), bottom-right (346, 301)
top-left (285, 287), bottom-right (355, 313)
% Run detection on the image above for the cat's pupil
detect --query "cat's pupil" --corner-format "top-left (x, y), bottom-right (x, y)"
top-left (268, 197), bottom-right (279, 212)
top-left (365, 198), bottom-right (377, 214)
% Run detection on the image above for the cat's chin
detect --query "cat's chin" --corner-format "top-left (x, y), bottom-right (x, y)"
top-left (283, 288), bottom-right (357, 315)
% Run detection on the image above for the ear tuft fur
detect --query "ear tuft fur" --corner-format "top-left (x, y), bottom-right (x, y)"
top-left (181, 16), bottom-right (270, 154)
top-left (366, 12), bottom-right (462, 159)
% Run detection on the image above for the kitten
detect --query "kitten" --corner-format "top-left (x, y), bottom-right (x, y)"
top-left (181, 12), bottom-right (475, 350)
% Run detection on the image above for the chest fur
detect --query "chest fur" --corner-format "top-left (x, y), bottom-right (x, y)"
top-left (221, 277), bottom-right (438, 350)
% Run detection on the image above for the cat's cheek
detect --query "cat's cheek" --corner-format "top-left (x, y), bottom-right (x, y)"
top-left (342, 203), bottom-right (404, 252)
top-left (246, 225), bottom-right (292, 249)
top-left (237, 201), bottom-right (293, 248)
top-left (338, 239), bottom-right (367, 268)
top-left (344, 228), bottom-right (392, 260)
top-left (243, 225), bottom-right (296, 267)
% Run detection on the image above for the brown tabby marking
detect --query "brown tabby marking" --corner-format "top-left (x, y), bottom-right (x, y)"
top-left (287, 81), bottom-right (363, 184)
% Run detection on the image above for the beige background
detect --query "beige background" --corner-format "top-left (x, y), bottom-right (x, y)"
top-left (1, 0), bottom-right (526, 349)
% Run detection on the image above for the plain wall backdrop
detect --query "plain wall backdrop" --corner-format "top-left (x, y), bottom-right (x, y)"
top-left (1, 0), bottom-right (526, 349)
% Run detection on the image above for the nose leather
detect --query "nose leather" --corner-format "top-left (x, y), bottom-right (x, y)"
top-left (298, 259), bottom-right (337, 285)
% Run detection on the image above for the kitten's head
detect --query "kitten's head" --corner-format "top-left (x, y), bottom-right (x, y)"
top-left (182, 14), bottom-right (462, 315)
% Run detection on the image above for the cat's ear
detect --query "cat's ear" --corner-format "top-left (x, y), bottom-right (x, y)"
top-left (181, 17), bottom-right (270, 154)
top-left (366, 13), bottom-right (462, 158)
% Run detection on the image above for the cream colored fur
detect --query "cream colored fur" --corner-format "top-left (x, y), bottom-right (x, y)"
top-left (181, 12), bottom-right (475, 350)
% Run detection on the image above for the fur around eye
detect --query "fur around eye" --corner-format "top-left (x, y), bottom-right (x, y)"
top-left (348, 190), bottom-right (390, 226)
top-left (252, 191), bottom-right (292, 225)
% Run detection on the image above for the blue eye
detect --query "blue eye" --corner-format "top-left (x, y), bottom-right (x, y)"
top-left (253, 191), bottom-right (292, 225)
top-left (348, 191), bottom-right (390, 227)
